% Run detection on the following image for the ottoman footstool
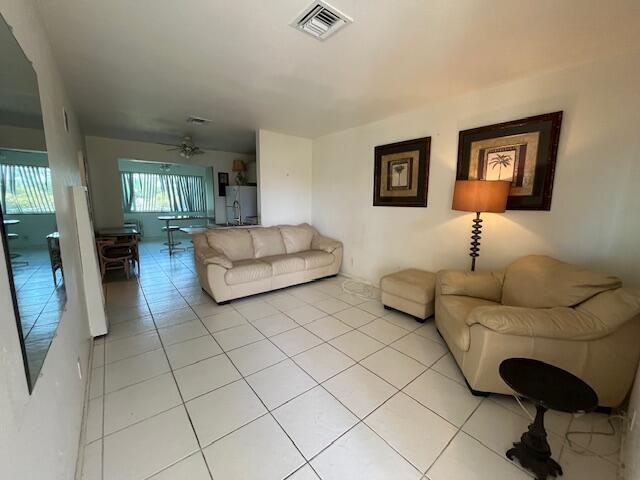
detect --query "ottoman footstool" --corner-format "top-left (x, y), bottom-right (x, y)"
top-left (380, 269), bottom-right (436, 321)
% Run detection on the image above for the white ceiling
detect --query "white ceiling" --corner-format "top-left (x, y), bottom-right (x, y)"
top-left (34, 0), bottom-right (640, 153)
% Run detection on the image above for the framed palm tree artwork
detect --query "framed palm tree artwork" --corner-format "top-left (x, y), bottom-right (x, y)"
top-left (456, 112), bottom-right (563, 210)
top-left (373, 137), bottom-right (431, 207)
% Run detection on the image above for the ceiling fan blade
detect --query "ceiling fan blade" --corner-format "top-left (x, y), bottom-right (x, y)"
top-left (166, 147), bottom-right (181, 151)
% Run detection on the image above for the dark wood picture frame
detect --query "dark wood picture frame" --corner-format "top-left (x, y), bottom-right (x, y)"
top-left (373, 137), bottom-right (431, 207)
top-left (456, 111), bottom-right (563, 210)
top-left (218, 172), bottom-right (229, 197)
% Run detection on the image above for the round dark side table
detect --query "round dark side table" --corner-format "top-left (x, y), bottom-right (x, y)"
top-left (499, 358), bottom-right (598, 480)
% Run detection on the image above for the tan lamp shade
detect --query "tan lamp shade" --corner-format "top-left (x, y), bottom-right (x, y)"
top-left (232, 160), bottom-right (246, 172)
top-left (452, 180), bottom-right (511, 213)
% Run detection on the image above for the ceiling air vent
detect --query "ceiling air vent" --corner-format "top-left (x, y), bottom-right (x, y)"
top-left (291, 0), bottom-right (352, 41)
top-left (186, 116), bottom-right (212, 125)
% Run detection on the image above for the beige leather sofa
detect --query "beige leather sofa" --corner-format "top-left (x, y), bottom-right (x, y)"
top-left (193, 224), bottom-right (342, 303)
top-left (436, 255), bottom-right (640, 407)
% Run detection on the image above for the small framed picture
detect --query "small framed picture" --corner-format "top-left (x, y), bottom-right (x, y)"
top-left (373, 137), bottom-right (431, 207)
top-left (456, 112), bottom-right (563, 210)
top-left (218, 172), bottom-right (229, 197)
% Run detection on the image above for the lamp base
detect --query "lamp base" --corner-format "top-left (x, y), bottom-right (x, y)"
top-left (470, 212), bottom-right (482, 272)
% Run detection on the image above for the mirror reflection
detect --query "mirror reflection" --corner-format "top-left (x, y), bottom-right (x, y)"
top-left (0, 14), bottom-right (65, 390)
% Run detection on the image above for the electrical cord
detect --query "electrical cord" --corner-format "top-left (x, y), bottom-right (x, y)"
top-left (341, 277), bottom-right (379, 300)
top-left (342, 281), bottom-right (625, 465)
top-left (510, 393), bottom-right (625, 459)
top-left (564, 413), bottom-right (623, 457)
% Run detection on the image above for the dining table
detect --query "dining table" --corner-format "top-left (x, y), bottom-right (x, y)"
top-left (97, 227), bottom-right (140, 238)
top-left (157, 215), bottom-right (215, 256)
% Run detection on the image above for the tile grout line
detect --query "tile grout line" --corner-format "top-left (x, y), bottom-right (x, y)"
top-left (100, 284), bottom-right (108, 480)
top-left (231, 293), bottom-right (485, 476)
top-left (100, 243), bottom-right (616, 480)
top-left (423, 399), bottom-right (488, 478)
top-left (217, 282), bottom-right (462, 476)
top-left (101, 252), bottom-right (450, 478)
top-left (166, 280), bottom-right (310, 478)
top-left (138, 247), bottom-right (217, 480)
top-left (101, 244), bottom-right (213, 479)
top-left (138, 244), bottom-right (322, 478)
top-left (154, 260), bottom-right (372, 479)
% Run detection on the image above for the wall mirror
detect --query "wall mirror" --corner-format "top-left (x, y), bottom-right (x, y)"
top-left (0, 14), bottom-right (66, 391)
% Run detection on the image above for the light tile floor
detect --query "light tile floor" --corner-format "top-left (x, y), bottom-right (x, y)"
top-left (9, 246), bottom-right (66, 386)
top-left (81, 240), bottom-right (622, 480)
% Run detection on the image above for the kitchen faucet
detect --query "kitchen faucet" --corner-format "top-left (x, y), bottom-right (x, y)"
top-left (232, 200), bottom-right (242, 225)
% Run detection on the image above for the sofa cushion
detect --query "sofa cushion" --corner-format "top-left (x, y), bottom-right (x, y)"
top-left (250, 227), bottom-right (286, 258)
top-left (438, 295), bottom-right (499, 351)
top-left (502, 255), bottom-right (622, 308)
top-left (205, 229), bottom-right (255, 261)
top-left (381, 269), bottom-right (436, 305)
top-left (279, 224), bottom-right (315, 254)
top-left (261, 254), bottom-right (306, 276)
top-left (224, 259), bottom-right (272, 285)
top-left (296, 250), bottom-right (334, 270)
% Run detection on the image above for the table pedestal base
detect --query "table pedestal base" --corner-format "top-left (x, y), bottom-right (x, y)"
top-left (506, 405), bottom-right (563, 480)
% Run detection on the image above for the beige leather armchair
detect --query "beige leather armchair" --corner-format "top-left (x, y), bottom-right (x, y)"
top-left (435, 255), bottom-right (640, 407)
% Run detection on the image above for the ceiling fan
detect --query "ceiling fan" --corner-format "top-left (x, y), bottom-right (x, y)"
top-left (165, 136), bottom-right (205, 159)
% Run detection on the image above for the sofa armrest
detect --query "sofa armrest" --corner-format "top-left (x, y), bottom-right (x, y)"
top-left (312, 235), bottom-right (342, 254)
top-left (437, 269), bottom-right (504, 302)
top-left (192, 233), bottom-right (233, 269)
top-left (466, 305), bottom-right (610, 340)
top-left (195, 246), bottom-right (233, 269)
top-left (576, 288), bottom-right (640, 331)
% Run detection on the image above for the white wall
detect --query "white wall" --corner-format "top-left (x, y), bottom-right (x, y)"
top-left (0, 1), bottom-right (90, 479)
top-left (257, 129), bottom-right (312, 226)
top-left (312, 50), bottom-right (640, 287)
top-left (85, 135), bottom-right (255, 229)
top-left (0, 124), bottom-right (47, 151)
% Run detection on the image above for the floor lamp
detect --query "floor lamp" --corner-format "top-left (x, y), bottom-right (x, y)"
top-left (452, 180), bottom-right (511, 271)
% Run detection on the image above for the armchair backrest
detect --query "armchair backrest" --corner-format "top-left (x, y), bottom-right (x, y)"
top-left (502, 255), bottom-right (622, 308)
top-left (437, 270), bottom-right (504, 302)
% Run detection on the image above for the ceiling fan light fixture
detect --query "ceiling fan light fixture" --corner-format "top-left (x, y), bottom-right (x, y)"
top-left (166, 135), bottom-right (205, 159)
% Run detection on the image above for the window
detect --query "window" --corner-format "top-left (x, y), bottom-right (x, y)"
top-left (121, 172), bottom-right (206, 213)
top-left (0, 164), bottom-right (55, 214)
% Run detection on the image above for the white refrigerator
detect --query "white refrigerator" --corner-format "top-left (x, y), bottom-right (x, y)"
top-left (225, 185), bottom-right (258, 225)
